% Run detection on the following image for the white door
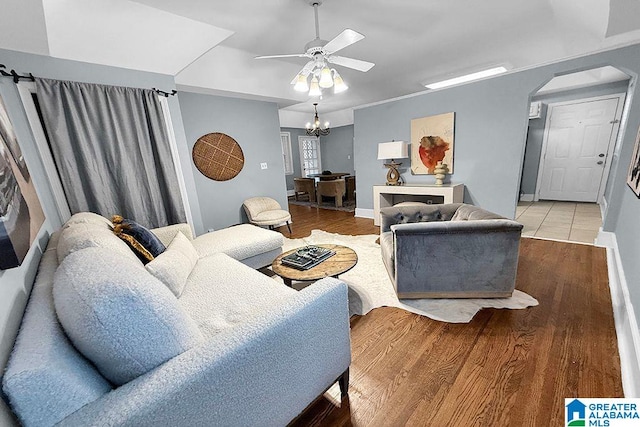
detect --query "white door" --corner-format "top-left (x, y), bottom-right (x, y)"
top-left (537, 95), bottom-right (624, 202)
top-left (298, 136), bottom-right (321, 177)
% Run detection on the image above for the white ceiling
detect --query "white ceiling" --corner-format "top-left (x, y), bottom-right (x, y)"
top-left (2, 0), bottom-right (640, 126)
top-left (536, 66), bottom-right (630, 95)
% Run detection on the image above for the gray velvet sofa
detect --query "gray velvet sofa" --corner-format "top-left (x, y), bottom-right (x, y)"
top-left (380, 203), bottom-right (523, 298)
top-left (2, 213), bottom-right (351, 426)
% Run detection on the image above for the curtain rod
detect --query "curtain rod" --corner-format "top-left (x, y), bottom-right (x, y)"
top-left (152, 88), bottom-right (177, 97)
top-left (0, 64), bottom-right (35, 83)
top-left (1, 65), bottom-right (177, 96)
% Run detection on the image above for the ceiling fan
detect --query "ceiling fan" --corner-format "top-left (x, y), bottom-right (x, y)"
top-left (255, 1), bottom-right (374, 95)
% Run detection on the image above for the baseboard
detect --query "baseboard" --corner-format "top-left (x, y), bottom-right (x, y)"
top-left (355, 208), bottom-right (374, 219)
top-left (595, 228), bottom-right (616, 248)
top-left (519, 194), bottom-right (534, 202)
top-left (599, 231), bottom-right (640, 397)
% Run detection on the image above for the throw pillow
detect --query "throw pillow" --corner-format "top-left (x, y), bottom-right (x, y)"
top-left (145, 232), bottom-right (198, 297)
top-left (53, 247), bottom-right (203, 386)
top-left (112, 215), bottom-right (166, 263)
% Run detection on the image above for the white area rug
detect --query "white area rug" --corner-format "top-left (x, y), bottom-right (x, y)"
top-left (280, 230), bottom-right (538, 323)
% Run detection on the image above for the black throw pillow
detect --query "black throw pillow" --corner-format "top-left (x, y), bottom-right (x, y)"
top-left (112, 215), bottom-right (166, 263)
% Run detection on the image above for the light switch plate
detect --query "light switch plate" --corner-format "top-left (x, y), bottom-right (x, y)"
top-left (260, 162), bottom-right (268, 169)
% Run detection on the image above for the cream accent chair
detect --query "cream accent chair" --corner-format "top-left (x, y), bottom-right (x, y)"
top-left (243, 196), bottom-right (292, 233)
top-left (317, 179), bottom-right (346, 208)
top-left (294, 177), bottom-right (316, 203)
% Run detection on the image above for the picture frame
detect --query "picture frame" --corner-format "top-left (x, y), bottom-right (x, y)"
top-left (410, 112), bottom-right (455, 175)
top-left (627, 126), bottom-right (640, 198)
top-left (0, 94), bottom-right (45, 269)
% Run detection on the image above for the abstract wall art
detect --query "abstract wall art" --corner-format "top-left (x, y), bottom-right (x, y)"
top-left (0, 95), bottom-right (45, 269)
top-left (628, 126), bottom-right (640, 198)
top-left (411, 112), bottom-right (455, 175)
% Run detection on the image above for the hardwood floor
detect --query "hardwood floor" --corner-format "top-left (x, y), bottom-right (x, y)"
top-left (276, 204), bottom-right (379, 238)
top-left (279, 204), bottom-right (623, 427)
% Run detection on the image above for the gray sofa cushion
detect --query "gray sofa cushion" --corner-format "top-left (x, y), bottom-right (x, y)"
top-left (380, 203), bottom-right (462, 232)
top-left (146, 232), bottom-right (198, 297)
top-left (450, 203), bottom-right (505, 221)
top-left (2, 236), bottom-right (112, 427)
top-left (53, 247), bottom-right (204, 386)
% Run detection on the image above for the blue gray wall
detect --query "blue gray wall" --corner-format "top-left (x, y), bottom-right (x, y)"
top-left (281, 125), bottom-right (355, 191)
top-left (281, 127), bottom-right (308, 191)
top-left (354, 42), bottom-right (640, 331)
top-left (520, 80), bottom-right (630, 196)
top-left (179, 91), bottom-right (288, 231)
top-left (354, 74), bottom-right (532, 218)
top-left (319, 125), bottom-right (355, 176)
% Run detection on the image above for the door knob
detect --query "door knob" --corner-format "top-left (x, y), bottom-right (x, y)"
top-left (597, 161), bottom-right (604, 165)
top-left (598, 153), bottom-right (605, 157)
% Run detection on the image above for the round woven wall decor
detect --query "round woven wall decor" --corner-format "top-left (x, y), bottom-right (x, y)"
top-left (192, 132), bottom-right (244, 181)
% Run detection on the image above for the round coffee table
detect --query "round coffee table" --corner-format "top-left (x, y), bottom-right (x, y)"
top-left (272, 244), bottom-right (358, 287)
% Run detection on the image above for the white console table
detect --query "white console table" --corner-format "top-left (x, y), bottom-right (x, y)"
top-left (373, 183), bottom-right (465, 226)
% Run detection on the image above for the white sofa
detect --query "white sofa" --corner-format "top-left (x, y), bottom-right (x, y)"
top-left (2, 213), bottom-right (351, 426)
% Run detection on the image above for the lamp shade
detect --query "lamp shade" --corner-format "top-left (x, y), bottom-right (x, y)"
top-left (293, 74), bottom-right (309, 92)
top-left (377, 141), bottom-right (408, 160)
top-left (333, 72), bottom-right (348, 93)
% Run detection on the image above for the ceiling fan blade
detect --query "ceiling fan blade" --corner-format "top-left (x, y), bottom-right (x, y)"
top-left (322, 29), bottom-right (365, 55)
top-left (290, 61), bottom-right (316, 84)
top-left (327, 55), bottom-right (375, 72)
top-left (255, 53), bottom-right (308, 60)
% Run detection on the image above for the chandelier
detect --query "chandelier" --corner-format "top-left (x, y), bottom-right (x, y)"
top-left (306, 103), bottom-right (330, 137)
top-left (292, 57), bottom-right (348, 97)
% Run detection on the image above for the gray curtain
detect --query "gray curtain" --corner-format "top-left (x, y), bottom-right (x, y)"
top-left (35, 78), bottom-right (186, 228)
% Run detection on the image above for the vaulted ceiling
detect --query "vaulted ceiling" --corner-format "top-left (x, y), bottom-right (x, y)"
top-left (2, 0), bottom-right (640, 125)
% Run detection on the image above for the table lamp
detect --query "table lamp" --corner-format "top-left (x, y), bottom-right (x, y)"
top-left (377, 141), bottom-right (408, 186)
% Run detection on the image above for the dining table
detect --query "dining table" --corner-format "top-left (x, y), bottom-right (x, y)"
top-left (307, 172), bottom-right (350, 181)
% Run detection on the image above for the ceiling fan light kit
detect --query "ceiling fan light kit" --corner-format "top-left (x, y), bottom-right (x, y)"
top-left (293, 66), bottom-right (348, 95)
top-left (255, 0), bottom-right (374, 98)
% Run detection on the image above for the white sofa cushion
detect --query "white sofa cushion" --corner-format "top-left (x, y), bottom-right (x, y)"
top-left (2, 236), bottom-right (112, 427)
top-left (63, 212), bottom-right (113, 229)
top-left (179, 252), bottom-right (295, 338)
top-left (53, 247), bottom-right (204, 386)
top-left (146, 232), bottom-right (198, 297)
top-left (57, 222), bottom-right (141, 265)
top-left (192, 224), bottom-right (283, 260)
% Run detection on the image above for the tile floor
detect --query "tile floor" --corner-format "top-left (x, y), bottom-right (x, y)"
top-left (516, 201), bottom-right (602, 244)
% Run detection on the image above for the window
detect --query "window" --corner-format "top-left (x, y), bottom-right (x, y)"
top-left (280, 132), bottom-right (294, 175)
top-left (298, 135), bottom-right (321, 177)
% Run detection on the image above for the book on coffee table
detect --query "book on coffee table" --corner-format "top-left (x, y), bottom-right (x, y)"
top-left (280, 245), bottom-right (336, 270)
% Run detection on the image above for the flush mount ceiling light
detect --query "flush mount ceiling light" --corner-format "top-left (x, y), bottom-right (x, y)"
top-left (306, 103), bottom-right (330, 137)
top-left (255, 1), bottom-right (374, 97)
top-left (424, 66), bottom-right (508, 90)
